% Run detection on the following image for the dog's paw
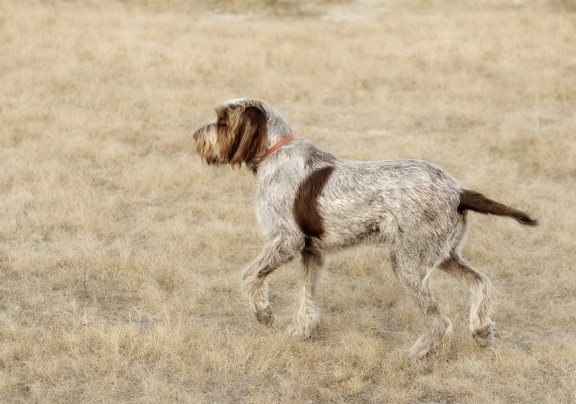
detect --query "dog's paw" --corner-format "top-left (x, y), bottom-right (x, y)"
top-left (286, 321), bottom-right (318, 340)
top-left (255, 307), bottom-right (274, 327)
top-left (473, 322), bottom-right (495, 348)
top-left (286, 324), bottom-right (310, 340)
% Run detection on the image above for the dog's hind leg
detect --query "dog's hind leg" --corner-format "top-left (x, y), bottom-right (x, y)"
top-left (439, 252), bottom-right (495, 348)
top-left (391, 250), bottom-right (453, 359)
top-left (287, 246), bottom-right (324, 339)
top-left (241, 236), bottom-right (301, 326)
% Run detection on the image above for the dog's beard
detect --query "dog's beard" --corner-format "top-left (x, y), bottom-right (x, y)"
top-left (194, 125), bottom-right (227, 166)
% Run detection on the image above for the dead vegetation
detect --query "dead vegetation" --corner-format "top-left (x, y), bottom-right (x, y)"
top-left (0, 0), bottom-right (575, 402)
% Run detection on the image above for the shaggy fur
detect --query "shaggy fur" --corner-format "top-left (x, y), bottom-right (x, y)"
top-left (192, 98), bottom-right (537, 359)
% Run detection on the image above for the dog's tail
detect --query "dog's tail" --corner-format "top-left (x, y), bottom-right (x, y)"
top-left (458, 189), bottom-right (538, 226)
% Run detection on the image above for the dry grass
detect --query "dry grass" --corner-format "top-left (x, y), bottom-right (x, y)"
top-left (1, 0), bottom-right (575, 402)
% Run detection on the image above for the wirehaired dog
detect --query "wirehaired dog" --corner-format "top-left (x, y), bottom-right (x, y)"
top-left (192, 98), bottom-right (537, 359)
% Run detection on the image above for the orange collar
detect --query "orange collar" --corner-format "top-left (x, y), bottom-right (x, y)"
top-left (256, 134), bottom-right (295, 169)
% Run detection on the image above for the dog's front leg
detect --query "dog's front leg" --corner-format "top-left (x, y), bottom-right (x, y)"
top-left (241, 237), bottom-right (300, 326)
top-left (287, 248), bottom-right (324, 339)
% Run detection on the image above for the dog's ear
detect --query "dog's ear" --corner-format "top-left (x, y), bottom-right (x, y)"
top-left (227, 105), bottom-right (267, 170)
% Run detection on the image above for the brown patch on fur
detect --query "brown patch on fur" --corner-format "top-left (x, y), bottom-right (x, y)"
top-left (293, 166), bottom-right (335, 239)
top-left (423, 209), bottom-right (436, 223)
top-left (257, 265), bottom-right (273, 278)
top-left (458, 189), bottom-right (538, 226)
top-left (217, 104), bottom-right (268, 170)
top-left (426, 304), bottom-right (441, 316)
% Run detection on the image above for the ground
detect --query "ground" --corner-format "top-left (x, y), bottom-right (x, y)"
top-left (1, 0), bottom-right (575, 402)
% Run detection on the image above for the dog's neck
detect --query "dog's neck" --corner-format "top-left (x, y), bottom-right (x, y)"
top-left (261, 104), bottom-right (293, 146)
top-left (252, 134), bottom-right (295, 174)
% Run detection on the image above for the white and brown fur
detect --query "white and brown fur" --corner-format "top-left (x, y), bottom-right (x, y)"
top-left (192, 98), bottom-right (537, 359)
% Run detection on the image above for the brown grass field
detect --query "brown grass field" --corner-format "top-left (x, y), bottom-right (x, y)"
top-left (1, 0), bottom-right (576, 402)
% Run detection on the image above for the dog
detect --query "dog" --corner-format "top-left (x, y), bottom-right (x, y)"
top-left (192, 98), bottom-right (537, 359)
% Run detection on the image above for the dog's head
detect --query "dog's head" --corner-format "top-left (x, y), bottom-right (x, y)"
top-left (193, 98), bottom-right (268, 170)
